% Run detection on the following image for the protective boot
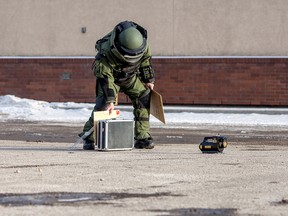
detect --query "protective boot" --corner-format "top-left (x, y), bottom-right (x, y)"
top-left (134, 137), bottom-right (154, 149)
top-left (83, 140), bottom-right (95, 150)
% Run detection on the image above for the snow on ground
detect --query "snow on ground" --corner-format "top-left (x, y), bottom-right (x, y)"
top-left (0, 95), bottom-right (288, 127)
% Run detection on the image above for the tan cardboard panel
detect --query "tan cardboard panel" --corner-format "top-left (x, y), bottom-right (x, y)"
top-left (150, 90), bottom-right (166, 124)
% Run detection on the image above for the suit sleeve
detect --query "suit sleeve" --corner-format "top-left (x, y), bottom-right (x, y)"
top-left (139, 45), bottom-right (155, 83)
top-left (93, 59), bottom-right (117, 104)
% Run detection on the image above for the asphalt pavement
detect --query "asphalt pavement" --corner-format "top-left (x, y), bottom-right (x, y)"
top-left (0, 140), bottom-right (288, 216)
top-left (0, 106), bottom-right (288, 215)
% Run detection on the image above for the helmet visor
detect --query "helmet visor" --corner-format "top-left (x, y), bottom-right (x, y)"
top-left (111, 46), bottom-right (144, 64)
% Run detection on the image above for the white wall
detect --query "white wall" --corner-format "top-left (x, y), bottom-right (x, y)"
top-left (1, 0), bottom-right (288, 56)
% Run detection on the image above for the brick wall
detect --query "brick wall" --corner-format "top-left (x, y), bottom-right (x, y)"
top-left (0, 57), bottom-right (287, 106)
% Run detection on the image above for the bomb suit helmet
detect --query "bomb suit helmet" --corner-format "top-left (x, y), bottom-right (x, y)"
top-left (111, 21), bottom-right (148, 64)
top-left (119, 27), bottom-right (144, 50)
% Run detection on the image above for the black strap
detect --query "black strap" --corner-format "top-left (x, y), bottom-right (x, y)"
top-left (134, 117), bottom-right (150, 121)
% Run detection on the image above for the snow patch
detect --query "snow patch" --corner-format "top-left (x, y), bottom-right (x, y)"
top-left (0, 95), bottom-right (288, 127)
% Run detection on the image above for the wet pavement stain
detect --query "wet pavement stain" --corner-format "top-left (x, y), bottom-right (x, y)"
top-left (0, 163), bottom-right (81, 169)
top-left (150, 207), bottom-right (238, 216)
top-left (272, 198), bottom-right (288, 206)
top-left (0, 192), bottom-right (181, 207)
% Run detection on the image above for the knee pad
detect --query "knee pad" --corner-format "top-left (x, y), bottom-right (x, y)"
top-left (137, 89), bottom-right (151, 109)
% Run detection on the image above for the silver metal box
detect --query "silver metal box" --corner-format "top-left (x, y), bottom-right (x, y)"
top-left (96, 119), bottom-right (134, 151)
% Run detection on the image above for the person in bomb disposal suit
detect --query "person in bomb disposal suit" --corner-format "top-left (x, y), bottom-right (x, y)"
top-left (80, 20), bottom-right (155, 150)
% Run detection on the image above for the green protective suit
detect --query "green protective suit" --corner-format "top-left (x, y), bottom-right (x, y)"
top-left (80, 21), bottom-right (155, 143)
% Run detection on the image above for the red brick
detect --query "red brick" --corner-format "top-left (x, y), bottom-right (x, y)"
top-left (0, 57), bottom-right (287, 106)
